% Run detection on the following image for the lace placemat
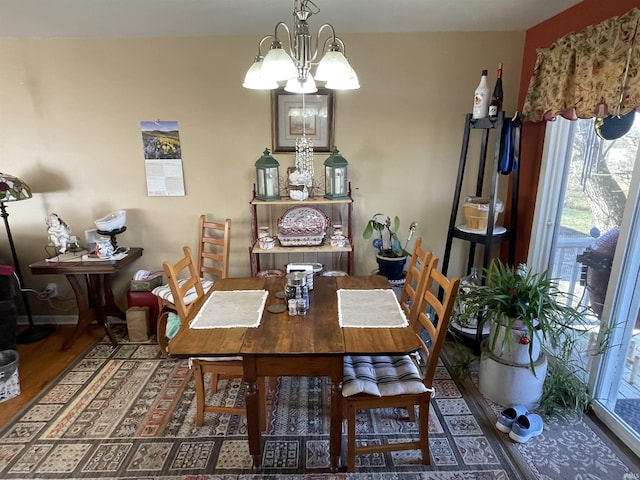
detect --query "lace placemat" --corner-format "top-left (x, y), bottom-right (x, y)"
top-left (337, 289), bottom-right (408, 328)
top-left (189, 290), bottom-right (268, 329)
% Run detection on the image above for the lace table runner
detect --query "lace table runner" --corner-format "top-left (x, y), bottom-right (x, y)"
top-left (337, 289), bottom-right (408, 328)
top-left (189, 290), bottom-right (268, 329)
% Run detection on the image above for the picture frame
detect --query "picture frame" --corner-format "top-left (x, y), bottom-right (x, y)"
top-left (271, 88), bottom-right (335, 153)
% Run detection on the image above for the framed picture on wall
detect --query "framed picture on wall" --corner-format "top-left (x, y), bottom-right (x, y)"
top-left (271, 88), bottom-right (335, 153)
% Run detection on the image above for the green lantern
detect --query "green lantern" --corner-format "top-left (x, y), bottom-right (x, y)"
top-left (324, 147), bottom-right (348, 199)
top-left (255, 148), bottom-right (281, 201)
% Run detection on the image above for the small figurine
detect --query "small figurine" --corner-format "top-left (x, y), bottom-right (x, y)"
top-left (46, 213), bottom-right (71, 253)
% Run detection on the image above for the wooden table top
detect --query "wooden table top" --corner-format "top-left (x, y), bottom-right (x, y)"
top-left (29, 247), bottom-right (143, 275)
top-left (168, 274), bottom-right (421, 358)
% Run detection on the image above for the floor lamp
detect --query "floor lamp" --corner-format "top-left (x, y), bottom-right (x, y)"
top-left (0, 173), bottom-right (54, 343)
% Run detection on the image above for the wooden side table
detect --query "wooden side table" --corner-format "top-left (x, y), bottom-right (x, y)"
top-left (29, 248), bottom-right (143, 350)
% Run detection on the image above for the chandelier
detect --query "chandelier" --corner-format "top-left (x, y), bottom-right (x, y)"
top-left (242, 0), bottom-right (359, 93)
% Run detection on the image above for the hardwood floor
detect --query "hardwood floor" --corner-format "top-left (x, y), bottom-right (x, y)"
top-left (0, 324), bottom-right (104, 429)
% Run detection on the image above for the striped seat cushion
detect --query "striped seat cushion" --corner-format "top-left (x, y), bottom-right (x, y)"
top-left (152, 279), bottom-right (214, 305)
top-left (342, 354), bottom-right (428, 397)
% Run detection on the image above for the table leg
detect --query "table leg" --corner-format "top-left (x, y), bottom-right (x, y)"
top-left (62, 274), bottom-right (95, 351)
top-left (103, 275), bottom-right (125, 319)
top-left (329, 358), bottom-right (343, 472)
top-left (243, 356), bottom-right (262, 469)
top-left (87, 274), bottom-right (118, 347)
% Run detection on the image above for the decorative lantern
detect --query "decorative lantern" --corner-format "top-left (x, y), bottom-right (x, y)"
top-left (324, 147), bottom-right (348, 199)
top-left (255, 148), bottom-right (281, 201)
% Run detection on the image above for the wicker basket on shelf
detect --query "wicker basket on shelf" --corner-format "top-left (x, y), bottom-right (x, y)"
top-left (463, 197), bottom-right (503, 231)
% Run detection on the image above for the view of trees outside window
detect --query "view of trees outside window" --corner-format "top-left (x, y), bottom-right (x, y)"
top-left (545, 114), bottom-right (640, 440)
top-left (551, 115), bottom-right (638, 318)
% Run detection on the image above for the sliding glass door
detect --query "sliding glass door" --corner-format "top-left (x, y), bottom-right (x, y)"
top-left (528, 113), bottom-right (640, 457)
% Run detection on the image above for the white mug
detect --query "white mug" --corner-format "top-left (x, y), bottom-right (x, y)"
top-left (95, 237), bottom-right (114, 258)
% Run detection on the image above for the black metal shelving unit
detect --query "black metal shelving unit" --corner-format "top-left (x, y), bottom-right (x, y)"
top-left (442, 111), bottom-right (521, 353)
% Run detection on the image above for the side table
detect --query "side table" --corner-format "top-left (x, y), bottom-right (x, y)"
top-left (29, 248), bottom-right (143, 351)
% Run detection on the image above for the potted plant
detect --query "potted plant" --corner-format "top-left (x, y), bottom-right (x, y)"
top-left (458, 260), bottom-right (584, 409)
top-left (362, 214), bottom-right (417, 280)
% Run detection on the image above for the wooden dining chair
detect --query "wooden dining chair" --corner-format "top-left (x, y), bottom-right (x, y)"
top-left (153, 216), bottom-right (231, 321)
top-left (395, 237), bottom-right (433, 421)
top-left (342, 262), bottom-right (460, 472)
top-left (157, 246), bottom-right (267, 429)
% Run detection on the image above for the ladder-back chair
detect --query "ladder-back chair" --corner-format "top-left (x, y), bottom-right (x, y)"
top-left (157, 246), bottom-right (267, 429)
top-left (154, 216), bottom-right (231, 319)
top-left (342, 261), bottom-right (460, 471)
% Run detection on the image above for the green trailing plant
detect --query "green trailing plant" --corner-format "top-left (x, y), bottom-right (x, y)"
top-left (363, 214), bottom-right (416, 258)
top-left (458, 260), bottom-right (583, 372)
top-left (449, 337), bottom-right (475, 379)
top-left (539, 320), bottom-right (616, 415)
top-left (540, 362), bottom-right (590, 415)
top-left (458, 259), bottom-right (615, 415)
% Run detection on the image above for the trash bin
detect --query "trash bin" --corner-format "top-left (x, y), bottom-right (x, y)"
top-left (0, 349), bottom-right (20, 403)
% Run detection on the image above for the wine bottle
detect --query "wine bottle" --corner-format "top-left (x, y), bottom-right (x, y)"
top-left (489, 63), bottom-right (503, 118)
top-left (472, 70), bottom-right (490, 119)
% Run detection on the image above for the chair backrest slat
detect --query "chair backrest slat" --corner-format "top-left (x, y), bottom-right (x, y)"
top-left (399, 238), bottom-right (434, 323)
top-left (198, 215), bottom-right (231, 280)
top-left (163, 246), bottom-right (206, 323)
top-left (414, 266), bottom-right (460, 385)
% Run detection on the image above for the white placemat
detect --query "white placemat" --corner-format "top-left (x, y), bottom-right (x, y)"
top-left (189, 290), bottom-right (268, 329)
top-left (337, 289), bottom-right (408, 328)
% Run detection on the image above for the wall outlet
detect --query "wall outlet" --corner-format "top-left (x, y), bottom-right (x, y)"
top-left (45, 283), bottom-right (58, 298)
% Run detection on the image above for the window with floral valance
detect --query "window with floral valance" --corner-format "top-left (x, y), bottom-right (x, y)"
top-left (523, 8), bottom-right (640, 122)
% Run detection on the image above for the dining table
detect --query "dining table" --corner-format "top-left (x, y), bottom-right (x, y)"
top-left (167, 273), bottom-right (422, 471)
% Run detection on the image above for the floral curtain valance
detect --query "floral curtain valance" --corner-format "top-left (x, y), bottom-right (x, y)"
top-left (523, 8), bottom-right (640, 122)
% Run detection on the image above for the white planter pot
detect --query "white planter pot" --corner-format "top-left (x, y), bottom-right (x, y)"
top-left (479, 340), bottom-right (547, 411)
top-left (487, 319), bottom-right (541, 366)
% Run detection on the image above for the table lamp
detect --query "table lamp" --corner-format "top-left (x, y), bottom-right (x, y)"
top-left (0, 173), bottom-right (54, 343)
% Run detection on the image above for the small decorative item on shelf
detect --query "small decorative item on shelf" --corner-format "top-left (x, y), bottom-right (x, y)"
top-left (255, 148), bottom-right (281, 201)
top-left (289, 184), bottom-right (309, 201)
top-left (277, 205), bottom-right (330, 246)
top-left (94, 210), bottom-right (126, 231)
top-left (258, 226), bottom-right (270, 239)
top-left (330, 234), bottom-right (347, 247)
top-left (95, 236), bottom-right (115, 258)
top-left (45, 213), bottom-right (72, 254)
top-left (462, 196), bottom-right (503, 231)
top-left (94, 209), bottom-right (128, 249)
top-left (324, 147), bottom-right (348, 199)
top-left (257, 236), bottom-right (276, 250)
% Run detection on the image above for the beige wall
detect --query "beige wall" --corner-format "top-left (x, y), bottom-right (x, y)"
top-left (0, 32), bottom-right (524, 315)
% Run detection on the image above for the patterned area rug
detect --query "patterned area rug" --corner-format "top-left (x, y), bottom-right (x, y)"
top-left (442, 343), bottom-right (640, 480)
top-left (0, 326), bottom-right (524, 479)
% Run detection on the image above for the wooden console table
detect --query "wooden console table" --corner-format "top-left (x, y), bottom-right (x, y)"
top-left (29, 248), bottom-right (143, 350)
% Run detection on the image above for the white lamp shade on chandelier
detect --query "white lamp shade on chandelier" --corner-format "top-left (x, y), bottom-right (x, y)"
top-left (242, 56), bottom-right (279, 90)
top-left (285, 75), bottom-right (317, 93)
top-left (243, 0), bottom-right (359, 93)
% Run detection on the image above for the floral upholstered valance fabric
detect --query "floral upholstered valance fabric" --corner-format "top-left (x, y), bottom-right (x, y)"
top-left (523, 8), bottom-right (640, 122)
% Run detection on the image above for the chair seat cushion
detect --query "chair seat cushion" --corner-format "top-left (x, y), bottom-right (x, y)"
top-left (152, 279), bottom-right (214, 305)
top-left (342, 354), bottom-right (428, 397)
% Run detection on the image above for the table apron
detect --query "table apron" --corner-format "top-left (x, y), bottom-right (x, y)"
top-left (244, 354), bottom-right (344, 378)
